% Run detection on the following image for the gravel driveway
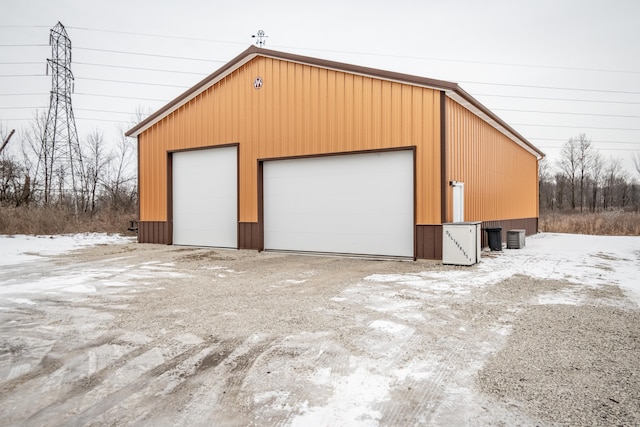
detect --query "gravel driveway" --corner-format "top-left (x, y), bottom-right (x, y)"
top-left (1, 241), bottom-right (638, 426)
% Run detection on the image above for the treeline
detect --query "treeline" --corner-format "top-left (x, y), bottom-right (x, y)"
top-left (0, 114), bottom-right (137, 234)
top-left (539, 134), bottom-right (640, 212)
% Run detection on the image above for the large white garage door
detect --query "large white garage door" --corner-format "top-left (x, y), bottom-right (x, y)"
top-left (173, 146), bottom-right (237, 247)
top-left (264, 150), bottom-right (414, 258)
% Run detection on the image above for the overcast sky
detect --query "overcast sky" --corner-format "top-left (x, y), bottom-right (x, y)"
top-left (1, 0), bottom-right (639, 174)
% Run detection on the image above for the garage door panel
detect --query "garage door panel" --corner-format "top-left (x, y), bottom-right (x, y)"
top-left (173, 146), bottom-right (237, 247)
top-left (264, 150), bottom-right (413, 257)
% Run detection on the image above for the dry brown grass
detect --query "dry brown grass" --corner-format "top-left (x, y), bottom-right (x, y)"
top-left (3, 206), bottom-right (638, 238)
top-left (0, 205), bottom-right (137, 236)
top-left (539, 210), bottom-right (640, 236)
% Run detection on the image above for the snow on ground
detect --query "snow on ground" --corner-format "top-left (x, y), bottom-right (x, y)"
top-left (0, 233), bottom-right (136, 302)
top-left (0, 232), bottom-right (638, 305)
top-left (0, 233), bottom-right (133, 267)
top-left (366, 232), bottom-right (640, 307)
top-left (0, 232), bottom-right (638, 425)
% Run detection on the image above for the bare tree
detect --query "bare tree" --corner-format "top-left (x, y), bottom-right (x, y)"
top-left (25, 110), bottom-right (57, 205)
top-left (102, 132), bottom-right (136, 213)
top-left (558, 137), bottom-right (579, 209)
top-left (603, 158), bottom-right (624, 210)
top-left (82, 130), bottom-right (111, 214)
top-left (538, 158), bottom-right (555, 209)
top-left (0, 129), bottom-right (15, 155)
top-left (554, 172), bottom-right (568, 210)
top-left (589, 153), bottom-right (604, 212)
top-left (575, 134), bottom-right (594, 212)
top-left (0, 152), bottom-right (21, 206)
top-left (633, 151), bottom-right (640, 177)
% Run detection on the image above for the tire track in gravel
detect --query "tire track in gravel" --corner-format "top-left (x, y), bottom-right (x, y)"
top-left (20, 333), bottom-right (202, 426)
top-left (358, 277), bottom-right (501, 426)
top-left (65, 336), bottom-right (217, 426)
top-left (0, 329), bottom-right (123, 406)
top-left (160, 335), bottom-right (276, 427)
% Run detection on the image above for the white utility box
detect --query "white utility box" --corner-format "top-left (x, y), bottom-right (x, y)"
top-left (442, 222), bottom-right (482, 266)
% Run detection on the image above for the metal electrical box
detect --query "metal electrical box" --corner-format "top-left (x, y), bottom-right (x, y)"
top-left (442, 222), bottom-right (482, 266)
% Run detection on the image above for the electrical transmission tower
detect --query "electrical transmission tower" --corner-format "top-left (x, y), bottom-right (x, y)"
top-left (41, 21), bottom-right (84, 212)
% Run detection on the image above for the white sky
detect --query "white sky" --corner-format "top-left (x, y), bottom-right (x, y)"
top-left (1, 0), bottom-right (639, 175)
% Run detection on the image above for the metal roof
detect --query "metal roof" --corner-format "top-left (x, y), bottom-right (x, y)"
top-left (126, 45), bottom-right (544, 159)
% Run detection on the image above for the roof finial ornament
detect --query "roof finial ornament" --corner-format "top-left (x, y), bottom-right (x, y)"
top-left (252, 30), bottom-right (268, 48)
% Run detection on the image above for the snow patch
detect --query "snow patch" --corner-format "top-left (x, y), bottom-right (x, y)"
top-left (7, 298), bottom-right (36, 305)
top-left (290, 359), bottom-right (390, 427)
top-left (63, 284), bottom-right (96, 293)
top-left (369, 319), bottom-right (413, 337)
top-left (365, 233), bottom-right (640, 307)
top-left (0, 233), bottom-right (132, 267)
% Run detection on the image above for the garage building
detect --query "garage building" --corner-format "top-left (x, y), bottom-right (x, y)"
top-left (126, 46), bottom-right (544, 260)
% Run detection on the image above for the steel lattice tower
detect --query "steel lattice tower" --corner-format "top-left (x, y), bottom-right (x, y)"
top-left (41, 21), bottom-right (84, 210)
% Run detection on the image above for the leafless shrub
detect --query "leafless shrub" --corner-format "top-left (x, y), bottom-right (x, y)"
top-left (540, 210), bottom-right (640, 236)
top-left (0, 205), bottom-right (137, 235)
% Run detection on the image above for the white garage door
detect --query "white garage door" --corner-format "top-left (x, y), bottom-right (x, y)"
top-left (264, 150), bottom-right (414, 258)
top-left (172, 146), bottom-right (237, 247)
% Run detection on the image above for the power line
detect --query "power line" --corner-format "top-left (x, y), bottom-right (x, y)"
top-left (3, 26), bottom-right (640, 78)
top-left (0, 44), bottom-right (48, 47)
top-left (67, 25), bottom-right (247, 46)
top-left (77, 76), bottom-right (190, 88)
top-left (74, 46), bottom-right (226, 63)
top-left (51, 25), bottom-right (640, 76)
top-left (0, 91), bottom-right (169, 102)
top-left (74, 92), bottom-right (168, 102)
top-left (531, 137), bottom-right (640, 145)
top-left (0, 74), bottom-right (45, 77)
top-left (475, 93), bottom-right (640, 106)
top-left (0, 108), bottom-right (139, 117)
top-left (0, 93), bottom-right (48, 96)
top-left (4, 115), bottom-right (639, 134)
top-left (535, 145), bottom-right (635, 152)
top-left (513, 123), bottom-right (640, 131)
top-left (76, 108), bottom-right (138, 115)
top-left (0, 106), bottom-right (47, 109)
top-left (494, 108), bottom-right (640, 119)
top-left (0, 61), bottom-right (43, 65)
top-left (272, 44), bottom-right (640, 76)
top-left (75, 116), bottom-right (131, 123)
top-left (460, 80), bottom-right (640, 96)
top-left (74, 61), bottom-right (208, 76)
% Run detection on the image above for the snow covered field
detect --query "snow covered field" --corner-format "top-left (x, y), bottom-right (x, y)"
top-left (0, 232), bottom-right (638, 425)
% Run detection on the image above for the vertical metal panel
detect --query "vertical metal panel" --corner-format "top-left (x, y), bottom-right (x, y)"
top-left (445, 98), bottom-right (539, 222)
top-left (137, 57), bottom-right (442, 225)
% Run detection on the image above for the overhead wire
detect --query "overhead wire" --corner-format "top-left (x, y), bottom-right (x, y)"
top-left (474, 93), bottom-right (640, 106)
top-left (1, 25), bottom-right (640, 151)
top-left (74, 61), bottom-right (209, 76)
top-left (74, 46), bottom-right (226, 63)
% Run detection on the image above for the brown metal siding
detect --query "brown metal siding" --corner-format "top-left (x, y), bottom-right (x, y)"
top-left (445, 98), bottom-right (539, 223)
top-left (238, 222), bottom-right (260, 250)
top-left (415, 225), bottom-right (443, 260)
top-left (137, 56), bottom-right (442, 226)
top-left (138, 221), bottom-right (171, 244)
